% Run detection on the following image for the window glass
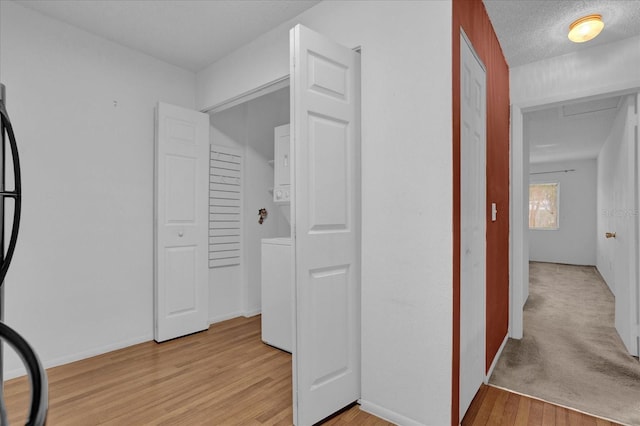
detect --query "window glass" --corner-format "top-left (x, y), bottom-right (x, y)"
top-left (529, 183), bottom-right (559, 229)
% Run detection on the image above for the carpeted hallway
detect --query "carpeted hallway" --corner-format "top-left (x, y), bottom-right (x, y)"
top-left (489, 262), bottom-right (640, 426)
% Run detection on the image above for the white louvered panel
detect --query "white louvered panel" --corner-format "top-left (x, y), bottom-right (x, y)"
top-left (209, 258), bottom-right (241, 268)
top-left (210, 159), bottom-right (241, 171)
top-left (210, 242), bottom-right (241, 252)
top-left (210, 213), bottom-right (241, 222)
top-left (209, 145), bottom-right (243, 268)
top-left (209, 170), bottom-right (240, 181)
top-left (209, 205), bottom-right (239, 214)
top-left (209, 197), bottom-right (240, 207)
top-left (209, 236), bottom-right (240, 245)
top-left (209, 251), bottom-right (240, 261)
top-left (210, 191), bottom-right (241, 202)
top-left (210, 167), bottom-right (241, 178)
top-left (209, 228), bottom-right (240, 237)
top-left (210, 182), bottom-right (240, 192)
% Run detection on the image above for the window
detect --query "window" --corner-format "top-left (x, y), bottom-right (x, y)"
top-left (529, 183), bottom-right (559, 229)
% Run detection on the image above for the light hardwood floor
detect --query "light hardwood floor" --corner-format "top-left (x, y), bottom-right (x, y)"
top-left (461, 385), bottom-right (621, 426)
top-left (4, 316), bottom-right (618, 425)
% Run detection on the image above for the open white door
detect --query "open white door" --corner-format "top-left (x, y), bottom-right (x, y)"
top-left (612, 95), bottom-right (639, 357)
top-left (459, 32), bottom-right (487, 419)
top-left (290, 25), bottom-right (361, 426)
top-left (154, 102), bottom-right (209, 342)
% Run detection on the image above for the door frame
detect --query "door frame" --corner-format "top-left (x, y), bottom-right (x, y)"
top-left (203, 76), bottom-right (290, 116)
top-left (509, 84), bottom-right (640, 339)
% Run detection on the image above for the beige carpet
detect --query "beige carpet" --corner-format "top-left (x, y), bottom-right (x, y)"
top-left (489, 262), bottom-right (640, 425)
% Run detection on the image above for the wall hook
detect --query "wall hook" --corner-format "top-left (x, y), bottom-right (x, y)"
top-left (258, 208), bottom-right (268, 225)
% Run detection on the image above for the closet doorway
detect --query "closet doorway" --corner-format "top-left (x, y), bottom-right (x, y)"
top-left (208, 85), bottom-right (291, 324)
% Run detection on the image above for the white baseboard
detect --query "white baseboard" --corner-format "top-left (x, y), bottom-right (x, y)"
top-left (208, 309), bottom-right (260, 325)
top-left (4, 333), bottom-right (153, 381)
top-left (485, 333), bottom-right (509, 383)
top-left (243, 308), bottom-right (261, 318)
top-left (208, 311), bottom-right (243, 325)
top-left (359, 399), bottom-right (424, 426)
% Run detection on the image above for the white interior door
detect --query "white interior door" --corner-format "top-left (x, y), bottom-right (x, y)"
top-left (290, 24), bottom-right (361, 426)
top-left (459, 32), bottom-right (487, 419)
top-left (154, 102), bottom-right (210, 342)
top-left (612, 95), bottom-right (639, 357)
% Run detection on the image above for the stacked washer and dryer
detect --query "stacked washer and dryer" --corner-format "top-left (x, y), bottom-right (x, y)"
top-left (261, 124), bottom-right (292, 352)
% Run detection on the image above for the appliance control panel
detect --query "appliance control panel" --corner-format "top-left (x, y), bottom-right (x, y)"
top-left (273, 124), bottom-right (291, 204)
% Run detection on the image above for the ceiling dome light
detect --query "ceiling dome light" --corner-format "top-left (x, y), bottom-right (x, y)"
top-left (568, 14), bottom-right (604, 43)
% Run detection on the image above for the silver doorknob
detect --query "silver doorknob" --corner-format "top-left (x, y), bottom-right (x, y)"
top-left (178, 231), bottom-right (184, 237)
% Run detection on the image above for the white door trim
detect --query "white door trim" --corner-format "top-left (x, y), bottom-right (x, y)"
top-left (202, 76), bottom-right (289, 115)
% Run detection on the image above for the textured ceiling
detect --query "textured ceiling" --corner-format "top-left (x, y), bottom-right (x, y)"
top-left (483, 0), bottom-right (640, 67)
top-left (14, 0), bottom-right (321, 72)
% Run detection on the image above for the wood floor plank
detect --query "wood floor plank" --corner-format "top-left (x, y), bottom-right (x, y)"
top-left (487, 385), bottom-right (509, 425)
top-left (528, 398), bottom-right (544, 425)
top-left (579, 413), bottom-right (597, 426)
top-left (462, 381), bottom-right (489, 424)
top-left (500, 392), bottom-right (520, 426)
top-left (541, 402), bottom-right (556, 426)
top-left (513, 394), bottom-right (530, 426)
top-left (473, 384), bottom-right (501, 425)
top-left (556, 406), bottom-right (569, 426)
top-left (568, 410), bottom-right (584, 426)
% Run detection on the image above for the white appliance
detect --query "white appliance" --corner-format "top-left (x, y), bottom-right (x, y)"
top-left (273, 124), bottom-right (291, 204)
top-left (261, 124), bottom-right (292, 352)
top-left (261, 237), bottom-right (292, 352)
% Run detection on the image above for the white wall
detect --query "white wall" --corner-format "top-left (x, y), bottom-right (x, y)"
top-left (198, 1), bottom-right (453, 424)
top-left (528, 159), bottom-right (597, 265)
top-left (0, 2), bottom-right (196, 376)
top-left (208, 88), bottom-right (289, 322)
